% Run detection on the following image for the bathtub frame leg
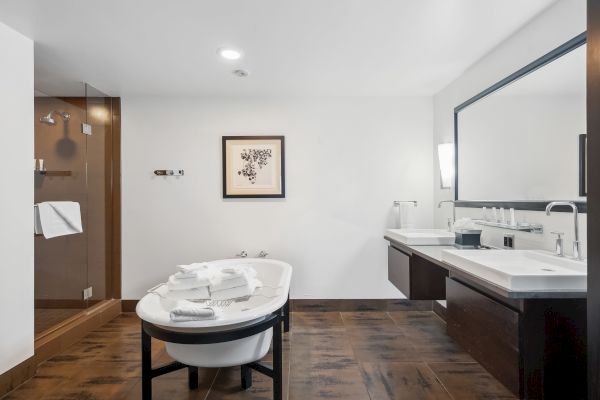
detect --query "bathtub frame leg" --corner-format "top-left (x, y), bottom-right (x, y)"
top-left (142, 323), bottom-right (152, 400)
top-left (283, 295), bottom-right (290, 333)
top-left (241, 364), bottom-right (253, 389)
top-left (273, 317), bottom-right (283, 400)
top-left (188, 367), bottom-right (199, 389)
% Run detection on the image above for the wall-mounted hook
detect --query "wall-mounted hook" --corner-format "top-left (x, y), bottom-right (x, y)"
top-left (257, 251), bottom-right (269, 258)
top-left (236, 250), bottom-right (248, 258)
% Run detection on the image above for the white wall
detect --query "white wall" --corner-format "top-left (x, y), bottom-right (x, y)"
top-left (0, 22), bottom-right (34, 374)
top-left (433, 0), bottom-right (587, 257)
top-left (122, 97), bottom-right (433, 299)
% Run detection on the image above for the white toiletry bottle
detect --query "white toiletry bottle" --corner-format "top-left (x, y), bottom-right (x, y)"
top-left (500, 208), bottom-right (506, 224)
top-left (492, 207), bottom-right (498, 223)
top-left (510, 208), bottom-right (516, 227)
top-left (483, 207), bottom-right (488, 221)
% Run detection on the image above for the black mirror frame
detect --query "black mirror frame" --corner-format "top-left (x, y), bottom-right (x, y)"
top-left (453, 32), bottom-right (587, 213)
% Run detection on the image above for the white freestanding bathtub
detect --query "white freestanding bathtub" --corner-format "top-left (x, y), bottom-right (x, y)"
top-left (136, 258), bottom-right (292, 368)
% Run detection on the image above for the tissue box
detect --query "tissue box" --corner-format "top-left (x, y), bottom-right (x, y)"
top-left (454, 228), bottom-right (482, 248)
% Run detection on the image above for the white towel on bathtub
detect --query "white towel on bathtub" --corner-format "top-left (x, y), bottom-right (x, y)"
top-left (209, 266), bottom-right (256, 292)
top-left (176, 262), bottom-right (211, 274)
top-left (170, 300), bottom-right (220, 322)
top-left (167, 274), bottom-right (211, 291)
top-left (149, 283), bottom-right (210, 301)
top-left (210, 278), bottom-right (262, 300)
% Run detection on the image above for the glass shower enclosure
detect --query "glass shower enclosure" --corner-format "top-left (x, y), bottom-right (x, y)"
top-left (34, 83), bottom-right (116, 336)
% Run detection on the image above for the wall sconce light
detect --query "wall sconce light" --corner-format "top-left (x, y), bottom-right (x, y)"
top-left (438, 143), bottom-right (454, 189)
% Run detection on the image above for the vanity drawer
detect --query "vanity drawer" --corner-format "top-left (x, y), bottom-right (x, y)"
top-left (388, 245), bottom-right (411, 297)
top-left (388, 246), bottom-right (448, 300)
top-left (446, 278), bottom-right (520, 396)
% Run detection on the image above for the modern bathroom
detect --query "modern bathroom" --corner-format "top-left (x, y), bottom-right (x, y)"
top-left (1, 1), bottom-right (600, 399)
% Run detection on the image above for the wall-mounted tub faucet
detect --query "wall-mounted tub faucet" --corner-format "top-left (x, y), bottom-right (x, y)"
top-left (545, 201), bottom-right (583, 261)
top-left (236, 250), bottom-right (247, 258)
top-left (438, 200), bottom-right (456, 231)
top-left (258, 251), bottom-right (269, 258)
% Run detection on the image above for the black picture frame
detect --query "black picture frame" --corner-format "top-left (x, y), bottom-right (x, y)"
top-left (453, 32), bottom-right (587, 212)
top-left (222, 135), bottom-right (285, 199)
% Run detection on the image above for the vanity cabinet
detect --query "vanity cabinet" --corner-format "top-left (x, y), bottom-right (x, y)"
top-left (446, 277), bottom-right (587, 400)
top-left (387, 245), bottom-right (448, 300)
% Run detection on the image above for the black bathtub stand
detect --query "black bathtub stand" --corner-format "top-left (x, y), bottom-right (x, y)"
top-left (141, 301), bottom-right (290, 400)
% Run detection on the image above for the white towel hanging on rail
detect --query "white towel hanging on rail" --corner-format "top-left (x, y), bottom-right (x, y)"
top-left (35, 201), bottom-right (83, 239)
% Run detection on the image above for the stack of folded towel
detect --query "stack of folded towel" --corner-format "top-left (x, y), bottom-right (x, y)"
top-left (162, 262), bottom-right (261, 321)
top-left (209, 266), bottom-right (259, 300)
top-left (166, 263), bottom-right (214, 300)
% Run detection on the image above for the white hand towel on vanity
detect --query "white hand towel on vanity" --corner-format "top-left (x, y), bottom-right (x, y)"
top-left (35, 201), bottom-right (83, 239)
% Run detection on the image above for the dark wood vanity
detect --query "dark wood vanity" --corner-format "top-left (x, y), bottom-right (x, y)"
top-left (386, 237), bottom-right (587, 400)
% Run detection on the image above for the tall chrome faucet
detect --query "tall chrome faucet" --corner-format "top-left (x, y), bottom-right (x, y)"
top-left (438, 200), bottom-right (456, 232)
top-left (545, 201), bottom-right (583, 260)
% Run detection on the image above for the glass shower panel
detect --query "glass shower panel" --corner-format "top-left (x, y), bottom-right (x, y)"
top-left (34, 86), bottom-right (89, 334)
top-left (84, 83), bottom-right (112, 303)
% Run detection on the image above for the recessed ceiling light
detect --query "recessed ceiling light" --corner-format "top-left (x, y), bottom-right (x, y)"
top-left (218, 47), bottom-right (242, 60)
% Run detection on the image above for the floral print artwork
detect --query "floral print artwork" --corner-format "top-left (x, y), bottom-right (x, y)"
top-left (237, 148), bottom-right (273, 184)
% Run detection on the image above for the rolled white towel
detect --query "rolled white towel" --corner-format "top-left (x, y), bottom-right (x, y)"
top-left (211, 279), bottom-right (262, 300)
top-left (170, 300), bottom-right (220, 322)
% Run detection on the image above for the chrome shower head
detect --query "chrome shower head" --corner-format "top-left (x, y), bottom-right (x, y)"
top-left (40, 111), bottom-right (70, 126)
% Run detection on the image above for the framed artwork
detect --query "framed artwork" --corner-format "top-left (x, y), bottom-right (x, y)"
top-left (222, 136), bottom-right (285, 198)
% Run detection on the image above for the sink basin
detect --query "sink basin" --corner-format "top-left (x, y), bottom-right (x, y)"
top-left (385, 229), bottom-right (455, 246)
top-left (441, 249), bottom-right (586, 291)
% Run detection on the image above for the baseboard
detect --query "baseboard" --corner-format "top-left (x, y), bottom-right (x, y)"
top-left (290, 299), bottom-right (433, 312)
top-left (122, 299), bottom-right (138, 312)
top-left (0, 356), bottom-right (36, 398)
top-left (0, 299), bottom-right (122, 398)
top-left (432, 300), bottom-right (447, 321)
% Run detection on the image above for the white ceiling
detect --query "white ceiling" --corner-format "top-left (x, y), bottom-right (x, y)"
top-left (0, 0), bottom-right (557, 97)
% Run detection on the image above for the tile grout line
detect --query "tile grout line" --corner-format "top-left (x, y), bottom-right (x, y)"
top-left (424, 362), bottom-right (456, 400)
top-left (202, 367), bottom-right (220, 400)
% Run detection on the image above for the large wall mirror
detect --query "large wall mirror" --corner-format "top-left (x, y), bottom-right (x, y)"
top-left (454, 33), bottom-right (587, 211)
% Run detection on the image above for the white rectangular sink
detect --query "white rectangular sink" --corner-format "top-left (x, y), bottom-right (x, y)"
top-left (441, 250), bottom-right (587, 292)
top-left (385, 229), bottom-right (455, 246)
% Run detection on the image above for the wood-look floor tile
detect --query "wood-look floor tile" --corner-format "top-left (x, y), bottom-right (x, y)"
top-left (291, 328), bottom-right (355, 364)
top-left (347, 326), bottom-right (421, 363)
top-left (427, 363), bottom-right (517, 400)
top-left (389, 311), bottom-right (443, 326)
top-left (289, 360), bottom-right (370, 400)
top-left (205, 366), bottom-right (278, 400)
top-left (4, 312), bottom-right (516, 400)
top-left (124, 368), bottom-right (218, 400)
top-left (341, 311), bottom-right (396, 327)
top-left (291, 312), bottom-right (344, 330)
top-left (359, 362), bottom-right (453, 400)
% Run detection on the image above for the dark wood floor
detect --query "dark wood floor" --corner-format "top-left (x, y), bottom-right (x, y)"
top-left (3, 311), bottom-right (516, 400)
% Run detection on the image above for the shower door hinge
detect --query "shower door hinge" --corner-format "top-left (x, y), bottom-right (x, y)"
top-left (81, 123), bottom-right (92, 135)
top-left (83, 286), bottom-right (93, 300)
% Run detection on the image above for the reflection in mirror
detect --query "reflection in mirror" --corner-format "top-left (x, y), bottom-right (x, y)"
top-left (457, 42), bottom-right (586, 201)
